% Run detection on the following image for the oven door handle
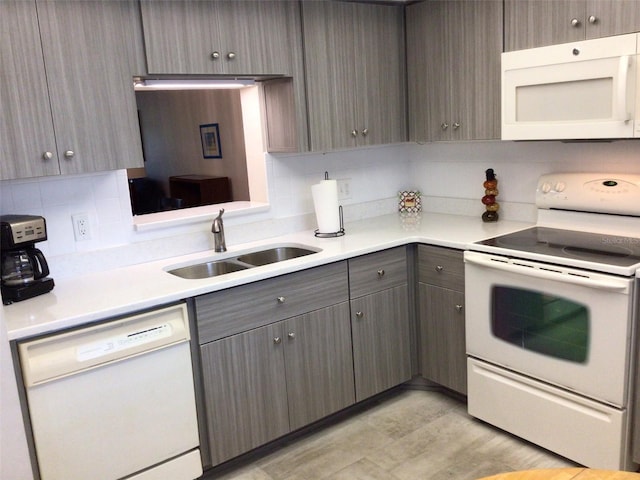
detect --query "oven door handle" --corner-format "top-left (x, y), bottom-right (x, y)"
top-left (464, 252), bottom-right (630, 293)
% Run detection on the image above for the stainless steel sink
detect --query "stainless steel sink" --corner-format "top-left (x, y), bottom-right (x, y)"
top-left (236, 246), bottom-right (317, 266)
top-left (167, 246), bottom-right (319, 279)
top-left (168, 260), bottom-right (249, 279)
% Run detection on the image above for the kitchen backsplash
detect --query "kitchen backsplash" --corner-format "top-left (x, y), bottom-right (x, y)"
top-left (2, 140), bottom-right (640, 279)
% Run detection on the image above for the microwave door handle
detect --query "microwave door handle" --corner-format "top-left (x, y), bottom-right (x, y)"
top-left (464, 253), bottom-right (629, 293)
top-left (616, 55), bottom-right (631, 123)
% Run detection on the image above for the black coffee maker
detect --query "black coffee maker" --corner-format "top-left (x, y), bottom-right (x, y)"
top-left (1, 215), bottom-right (55, 304)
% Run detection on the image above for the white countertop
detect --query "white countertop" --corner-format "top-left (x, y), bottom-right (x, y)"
top-left (2, 213), bottom-right (531, 341)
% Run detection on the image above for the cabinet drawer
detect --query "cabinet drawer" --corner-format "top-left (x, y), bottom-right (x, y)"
top-left (348, 247), bottom-right (407, 298)
top-left (196, 261), bottom-right (348, 344)
top-left (418, 244), bottom-right (464, 291)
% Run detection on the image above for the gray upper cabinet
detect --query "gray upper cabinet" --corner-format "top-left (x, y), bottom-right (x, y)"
top-left (1, 1), bottom-right (59, 179)
top-left (140, 0), bottom-right (301, 75)
top-left (407, 0), bottom-right (502, 142)
top-left (301, 1), bottom-right (406, 151)
top-left (505, 0), bottom-right (640, 51)
top-left (1, 0), bottom-right (145, 180)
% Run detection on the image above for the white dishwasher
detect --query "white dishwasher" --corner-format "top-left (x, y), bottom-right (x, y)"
top-left (18, 303), bottom-right (202, 480)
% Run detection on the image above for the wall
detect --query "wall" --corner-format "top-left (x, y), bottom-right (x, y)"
top-left (408, 139), bottom-right (640, 221)
top-left (1, 139), bottom-right (639, 279)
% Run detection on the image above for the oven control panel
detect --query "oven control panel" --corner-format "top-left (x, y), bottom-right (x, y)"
top-left (536, 173), bottom-right (640, 215)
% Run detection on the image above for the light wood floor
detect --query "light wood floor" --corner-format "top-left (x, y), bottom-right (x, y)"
top-left (203, 388), bottom-right (577, 480)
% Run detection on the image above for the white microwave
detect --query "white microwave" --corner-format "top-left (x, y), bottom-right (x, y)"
top-left (502, 33), bottom-right (640, 140)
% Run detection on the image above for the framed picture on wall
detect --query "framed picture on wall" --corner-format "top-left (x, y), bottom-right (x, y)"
top-left (200, 123), bottom-right (222, 159)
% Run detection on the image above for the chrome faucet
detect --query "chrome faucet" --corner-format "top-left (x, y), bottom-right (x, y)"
top-left (211, 209), bottom-right (226, 252)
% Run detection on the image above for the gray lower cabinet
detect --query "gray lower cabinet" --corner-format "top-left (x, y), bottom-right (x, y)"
top-left (301, 1), bottom-right (406, 151)
top-left (196, 262), bottom-right (354, 466)
top-left (1, 0), bottom-right (145, 180)
top-left (505, 0), bottom-right (640, 52)
top-left (406, 0), bottom-right (502, 142)
top-left (418, 245), bottom-right (466, 395)
top-left (349, 248), bottom-right (412, 402)
top-left (200, 321), bottom-right (289, 466)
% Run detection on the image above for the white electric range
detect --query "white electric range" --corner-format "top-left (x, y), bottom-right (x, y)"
top-left (464, 172), bottom-right (640, 470)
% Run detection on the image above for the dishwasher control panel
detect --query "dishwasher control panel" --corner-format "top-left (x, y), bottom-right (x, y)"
top-left (18, 303), bottom-right (189, 387)
top-left (77, 323), bottom-right (173, 362)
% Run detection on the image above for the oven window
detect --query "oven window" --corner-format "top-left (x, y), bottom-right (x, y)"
top-left (491, 286), bottom-right (590, 363)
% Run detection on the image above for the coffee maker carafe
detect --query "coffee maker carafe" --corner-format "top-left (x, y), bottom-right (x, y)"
top-left (1, 215), bottom-right (54, 304)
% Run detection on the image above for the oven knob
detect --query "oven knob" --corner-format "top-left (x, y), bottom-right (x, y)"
top-left (554, 182), bottom-right (566, 192)
top-left (540, 182), bottom-right (552, 194)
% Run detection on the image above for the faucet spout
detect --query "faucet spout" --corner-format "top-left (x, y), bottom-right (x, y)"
top-left (212, 209), bottom-right (226, 252)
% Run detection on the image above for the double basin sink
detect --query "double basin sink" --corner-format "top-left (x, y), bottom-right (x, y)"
top-left (167, 246), bottom-right (319, 279)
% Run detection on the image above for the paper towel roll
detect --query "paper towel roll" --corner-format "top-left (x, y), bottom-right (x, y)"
top-left (312, 179), bottom-right (340, 233)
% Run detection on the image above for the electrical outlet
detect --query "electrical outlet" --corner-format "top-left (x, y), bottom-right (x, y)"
top-left (337, 178), bottom-right (352, 200)
top-left (72, 213), bottom-right (91, 241)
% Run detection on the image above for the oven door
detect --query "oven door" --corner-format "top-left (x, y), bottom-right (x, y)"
top-left (465, 251), bottom-right (634, 407)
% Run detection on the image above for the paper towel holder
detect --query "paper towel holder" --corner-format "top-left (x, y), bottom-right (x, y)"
top-left (314, 205), bottom-right (345, 238)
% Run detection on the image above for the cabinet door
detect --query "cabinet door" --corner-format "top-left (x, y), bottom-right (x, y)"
top-left (141, 0), bottom-right (298, 75)
top-left (284, 303), bottom-right (355, 431)
top-left (407, 1), bottom-right (448, 142)
top-left (351, 285), bottom-right (411, 402)
top-left (407, 0), bottom-right (501, 142)
top-left (302, 1), bottom-right (358, 151)
top-left (354, 2), bottom-right (406, 147)
top-left (200, 322), bottom-right (289, 466)
top-left (0, 0), bottom-right (59, 179)
top-left (586, 0), bottom-right (640, 40)
top-left (419, 283), bottom-right (467, 395)
top-left (37, 0), bottom-right (144, 175)
top-left (506, 0), bottom-right (640, 51)
top-left (505, 0), bottom-right (583, 51)
top-left (447, 0), bottom-right (502, 141)
top-left (303, 1), bottom-right (405, 151)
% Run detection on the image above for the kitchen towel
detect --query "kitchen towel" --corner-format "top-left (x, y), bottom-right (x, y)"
top-left (311, 179), bottom-right (340, 234)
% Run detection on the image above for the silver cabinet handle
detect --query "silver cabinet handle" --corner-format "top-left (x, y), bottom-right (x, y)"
top-left (277, 296), bottom-right (285, 304)
top-left (64, 150), bottom-right (74, 159)
top-left (362, 128), bottom-right (369, 137)
top-left (588, 15), bottom-right (597, 24)
top-left (377, 269), bottom-right (385, 277)
top-left (273, 336), bottom-right (282, 344)
top-left (211, 51), bottom-right (220, 60)
top-left (455, 304), bottom-right (463, 313)
top-left (287, 332), bottom-right (295, 339)
top-left (435, 265), bottom-right (444, 273)
top-left (355, 311), bottom-right (364, 319)
top-left (441, 122), bottom-right (449, 130)
top-left (351, 129), bottom-right (358, 137)
top-left (570, 18), bottom-right (580, 27)
top-left (227, 52), bottom-right (236, 60)
top-left (453, 122), bottom-right (460, 130)
top-left (42, 151), bottom-right (53, 160)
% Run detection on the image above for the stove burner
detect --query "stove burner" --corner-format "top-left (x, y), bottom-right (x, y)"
top-left (477, 227), bottom-right (640, 269)
top-left (495, 237), bottom-right (543, 248)
top-left (562, 245), bottom-right (633, 260)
